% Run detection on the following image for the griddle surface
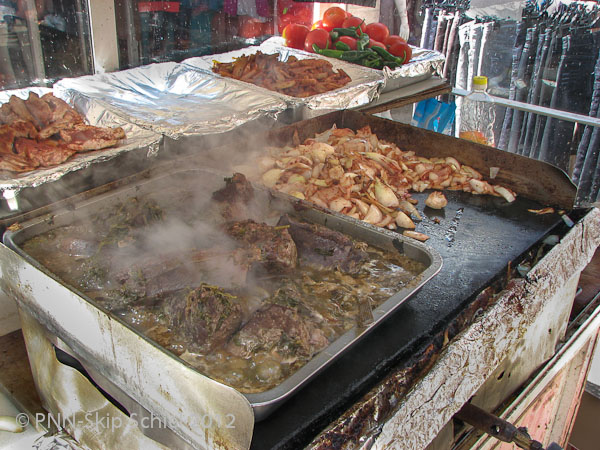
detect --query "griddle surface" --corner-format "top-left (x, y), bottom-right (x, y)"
top-left (251, 191), bottom-right (562, 449)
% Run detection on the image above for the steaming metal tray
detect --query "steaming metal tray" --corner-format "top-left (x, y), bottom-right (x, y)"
top-left (2, 167), bottom-right (441, 422)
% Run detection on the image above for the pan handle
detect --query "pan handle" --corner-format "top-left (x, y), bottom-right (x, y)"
top-left (454, 402), bottom-right (563, 450)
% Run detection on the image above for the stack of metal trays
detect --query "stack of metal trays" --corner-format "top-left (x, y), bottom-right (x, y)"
top-left (53, 62), bottom-right (289, 140)
top-left (182, 38), bottom-right (385, 122)
top-left (0, 88), bottom-right (162, 222)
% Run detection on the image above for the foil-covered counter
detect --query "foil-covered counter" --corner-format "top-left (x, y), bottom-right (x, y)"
top-left (53, 62), bottom-right (288, 139)
top-left (182, 38), bottom-right (385, 120)
top-left (0, 88), bottom-right (162, 215)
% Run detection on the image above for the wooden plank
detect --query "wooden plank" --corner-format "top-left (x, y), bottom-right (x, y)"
top-left (0, 329), bottom-right (44, 418)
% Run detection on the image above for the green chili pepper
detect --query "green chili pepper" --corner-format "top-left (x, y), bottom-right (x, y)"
top-left (339, 50), bottom-right (377, 62)
top-left (335, 41), bottom-right (351, 51)
top-left (371, 45), bottom-right (406, 65)
top-left (356, 33), bottom-right (370, 51)
top-left (331, 27), bottom-right (360, 39)
top-left (312, 44), bottom-right (344, 58)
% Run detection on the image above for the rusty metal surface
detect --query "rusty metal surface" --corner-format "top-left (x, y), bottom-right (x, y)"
top-left (304, 208), bottom-right (600, 450)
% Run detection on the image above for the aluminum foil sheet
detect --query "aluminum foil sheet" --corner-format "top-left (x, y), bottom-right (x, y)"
top-left (53, 62), bottom-right (288, 139)
top-left (0, 88), bottom-right (162, 207)
top-left (182, 38), bottom-right (385, 117)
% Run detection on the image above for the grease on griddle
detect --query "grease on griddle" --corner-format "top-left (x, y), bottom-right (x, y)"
top-left (445, 207), bottom-right (464, 247)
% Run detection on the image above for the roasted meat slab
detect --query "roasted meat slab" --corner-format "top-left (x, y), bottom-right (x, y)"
top-left (0, 92), bottom-right (125, 173)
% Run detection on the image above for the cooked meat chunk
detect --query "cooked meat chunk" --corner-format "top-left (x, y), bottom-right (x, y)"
top-left (0, 126), bottom-right (16, 155)
top-left (0, 153), bottom-right (37, 172)
top-left (0, 94), bottom-right (125, 171)
top-left (15, 138), bottom-right (76, 167)
top-left (225, 219), bottom-right (297, 273)
top-left (277, 214), bottom-right (368, 274)
top-left (213, 173), bottom-right (256, 221)
top-left (24, 92), bottom-right (53, 129)
top-left (0, 102), bottom-right (20, 124)
top-left (41, 93), bottom-right (85, 124)
top-left (8, 95), bottom-right (38, 126)
top-left (212, 173), bottom-right (255, 203)
top-left (59, 124), bottom-right (126, 151)
top-left (228, 303), bottom-right (328, 359)
top-left (165, 284), bottom-right (243, 352)
top-left (11, 120), bottom-right (39, 139)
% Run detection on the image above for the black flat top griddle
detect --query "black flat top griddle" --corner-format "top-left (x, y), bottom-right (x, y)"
top-left (250, 189), bottom-right (562, 449)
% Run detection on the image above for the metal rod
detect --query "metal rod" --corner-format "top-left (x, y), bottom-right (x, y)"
top-left (452, 87), bottom-right (600, 128)
top-left (22, 0), bottom-right (46, 83)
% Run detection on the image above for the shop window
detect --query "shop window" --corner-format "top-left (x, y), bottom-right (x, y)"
top-left (0, 0), bottom-right (92, 90)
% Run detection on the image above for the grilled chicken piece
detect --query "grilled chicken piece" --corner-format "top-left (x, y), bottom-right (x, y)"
top-left (0, 103), bottom-right (21, 124)
top-left (24, 92), bottom-right (53, 129)
top-left (14, 137), bottom-right (75, 167)
top-left (0, 126), bottom-right (16, 155)
top-left (225, 219), bottom-right (298, 274)
top-left (8, 95), bottom-right (38, 127)
top-left (277, 214), bottom-right (368, 274)
top-left (0, 153), bottom-right (38, 172)
top-left (165, 284), bottom-right (244, 352)
top-left (0, 94), bottom-right (125, 172)
top-left (59, 124), bottom-right (126, 151)
top-left (41, 93), bottom-right (85, 124)
top-left (11, 120), bottom-right (39, 139)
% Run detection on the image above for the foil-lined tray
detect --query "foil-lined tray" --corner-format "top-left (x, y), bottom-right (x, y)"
top-left (0, 88), bottom-right (162, 210)
top-left (53, 62), bottom-right (288, 139)
top-left (253, 37), bottom-right (445, 93)
top-left (182, 38), bottom-right (385, 120)
top-left (381, 46), bottom-right (445, 92)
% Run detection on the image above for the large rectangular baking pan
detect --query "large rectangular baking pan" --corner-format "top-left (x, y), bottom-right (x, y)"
top-left (3, 166), bottom-right (441, 421)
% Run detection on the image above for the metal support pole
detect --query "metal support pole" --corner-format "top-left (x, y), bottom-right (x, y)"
top-left (86, 0), bottom-right (119, 73)
top-left (22, 0), bottom-right (46, 83)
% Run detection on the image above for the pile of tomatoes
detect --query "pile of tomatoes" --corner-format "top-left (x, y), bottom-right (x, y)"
top-left (282, 6), bottom-right (412, 66)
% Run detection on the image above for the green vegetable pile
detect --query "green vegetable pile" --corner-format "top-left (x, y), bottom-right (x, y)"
top-left (313, 25), bottom-right (408, 70)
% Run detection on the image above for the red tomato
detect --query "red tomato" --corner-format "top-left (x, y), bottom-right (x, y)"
top-left (304, 28), bottom-right (332, 53)
top-left (368, 40), bottom-right (386, 49)
top-left (283, 23), bottom-right (310, 49)
top-left (384, 34), bottom-right (406, 48)
top-left (365, 22), bottom-right (389, 44)
top-left (388, 41), bottom-right (412, 62)
top-left (311, 19), bottom-right (333, 32)
top-left (337, 35), bottom-right (357, 50)
top-left (342, 16), bottom-right (367, 35)
top-left (322, 6), bottom-right (346, 29)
